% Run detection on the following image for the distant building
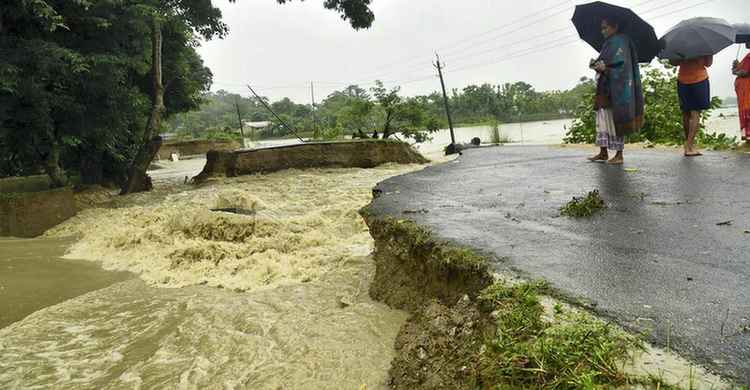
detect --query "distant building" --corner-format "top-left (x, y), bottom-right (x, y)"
top-left (242, 121), bottom-right (271, 131)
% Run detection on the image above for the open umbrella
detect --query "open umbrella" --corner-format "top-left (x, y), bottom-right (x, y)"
top-left (659, 17), bottom-right (736, 60)
top-left (735, 23), bottom-right (750, 43)
top-left (572, 1), bottom-right (659, 63)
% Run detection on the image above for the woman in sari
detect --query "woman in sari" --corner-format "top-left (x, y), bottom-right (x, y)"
top-left (733, 42), bottom-right (750, 141)
top-left (587, 17), bottom-right (644, 165)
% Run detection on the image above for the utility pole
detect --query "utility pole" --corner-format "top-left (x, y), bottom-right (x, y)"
top-left (234, 97), bottom-right (246, 148)
top-left (434, 53), bottom-right (457, 154)
top-left (310, 81), bottom-right (319, 139)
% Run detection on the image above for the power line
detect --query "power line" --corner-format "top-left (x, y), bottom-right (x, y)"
top-left (215, 0), bottom-right (725, 99)
top-left (348, 0), bottom-right (578, 82)
top-left (438, 0), bottom-right (724, 77)
top-left (346, 0), bottom-right (685, 85)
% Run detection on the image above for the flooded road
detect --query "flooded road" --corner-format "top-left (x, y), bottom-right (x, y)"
top-left (1, 163), bottom-right (427, 389)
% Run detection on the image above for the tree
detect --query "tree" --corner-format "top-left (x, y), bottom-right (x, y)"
top-left (370, 81), bottom-right (440, 141)
top-left (275, 0), bottom-right (374, 29)
top-left (123, 0), bottom-right (376, 193)
top-left (121, 0), bottom-right (228, 194)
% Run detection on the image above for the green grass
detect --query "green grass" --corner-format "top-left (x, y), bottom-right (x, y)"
top-left (476, 282), bottom-right (640, 389)
top-left (560, 190), bottom-right (607, 218)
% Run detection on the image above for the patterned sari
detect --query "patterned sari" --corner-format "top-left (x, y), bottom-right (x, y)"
top-left (736, 53), bottom-right (750, 138)
top-left (595, 33), bottom-right (644, 137)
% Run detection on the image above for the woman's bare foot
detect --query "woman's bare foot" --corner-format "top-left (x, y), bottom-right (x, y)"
top-left (587, 153), bottom-right (608, 162)
top-left (607, 152), bottom-right (624, 165)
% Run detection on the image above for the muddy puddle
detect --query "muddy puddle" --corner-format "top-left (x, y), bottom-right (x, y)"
top-left (0, 163), bottom-right (427, 389)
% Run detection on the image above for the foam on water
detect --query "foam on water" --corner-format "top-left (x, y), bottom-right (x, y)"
top-left (45, 164), bottom-right (423, 292)
top-left (0, 256), bottom-right (407, 389)
top-left (2, 163), bottom-right (429, 389)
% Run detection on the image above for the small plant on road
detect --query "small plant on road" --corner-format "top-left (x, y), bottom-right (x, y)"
top-left (560, 190), bottom-right (606, 218)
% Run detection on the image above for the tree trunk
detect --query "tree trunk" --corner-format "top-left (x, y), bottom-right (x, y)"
top-left (121, 17), bottom-right (164, 195)
top-left (43, 141), bottom-right (68, 188)
top-left (381, 111), bottom-right (393, 139)
top-left (79, 150), bottom-right (104, 185)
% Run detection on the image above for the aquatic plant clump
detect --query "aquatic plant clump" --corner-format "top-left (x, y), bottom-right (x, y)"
top-left (560, 190), bottom-right (606, 218)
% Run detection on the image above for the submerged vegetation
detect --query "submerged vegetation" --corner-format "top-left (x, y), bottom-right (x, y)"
top-left (560, 190), bottom-right (607, 218)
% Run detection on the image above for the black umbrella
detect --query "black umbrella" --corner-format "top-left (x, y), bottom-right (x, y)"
top-left (658, 18), bottom-right (735, 60)
top-left (572, 1), bottom-right (659, 63)
top-left (735, 23), bottom-right (750, 43)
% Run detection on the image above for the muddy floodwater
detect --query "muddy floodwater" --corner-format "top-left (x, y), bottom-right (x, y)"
top-left (0, 163), bottom-right (426, 389)
top-left (0, 238), bottom-right (132, 329)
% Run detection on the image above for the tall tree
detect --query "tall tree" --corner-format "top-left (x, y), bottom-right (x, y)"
top-left (123, 0), bottom-right (376, 193)
top-left (121, 0), bottom-right (227, 194)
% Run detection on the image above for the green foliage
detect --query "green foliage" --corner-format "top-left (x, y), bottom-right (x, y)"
top-left (477, 282), bottom-right (639, 389)
top-left (0, 0), bottom-right (217, 186)
top-left (1, 0), bottom-right (374, 188)
top-left (563, 89), bottom-right (597, 144)
top-left (564, 63), bottom-right (731, 148)
top-left (451, 78), bottom-right (595, 126)
top-left (275, 0), bottom-right (374, 30)
top-left (560, 190), bottom-right (606, 218)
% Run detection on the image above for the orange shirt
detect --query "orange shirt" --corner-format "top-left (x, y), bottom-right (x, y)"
top-left (678, 56), bottom-right (711, 85)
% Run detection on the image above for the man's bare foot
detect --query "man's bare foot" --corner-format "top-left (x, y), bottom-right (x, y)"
top-left (587, 153), bottom-right (608, 162)
top-left (607, 155), bottom-right (624, 165)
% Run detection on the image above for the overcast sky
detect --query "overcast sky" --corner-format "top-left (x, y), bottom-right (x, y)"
top-left (198, 0), bottom-right (749, 103)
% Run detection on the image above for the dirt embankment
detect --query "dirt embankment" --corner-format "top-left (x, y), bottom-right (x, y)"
top-left (360, 212), bottom-right (732, 389)
top-left (0, 187), bottom-right (77, 238)
top-left (194, 140), bottom-right (429, 182)
top-left (361, 214), bottom-right (496, 389)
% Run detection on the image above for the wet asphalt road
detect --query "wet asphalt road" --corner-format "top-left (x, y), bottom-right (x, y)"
top-left (368, 145), bottom-right (750, 383)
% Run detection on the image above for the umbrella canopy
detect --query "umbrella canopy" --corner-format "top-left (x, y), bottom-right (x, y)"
top-left (572, 1), bottom-right (660, 63)
top-left (659, 17), bottom-right (736, 60)
top-left (735, 23), bottom-right (750, 43)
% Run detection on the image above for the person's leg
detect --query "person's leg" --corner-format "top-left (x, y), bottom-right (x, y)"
top-left (685, 110), bottom-right (702, 156)
top-left (682, 111), bottom-right (690, 142)
top-left (607, 135), bottom-right (624, 164)
top-left (589, 110), bottom-right (609, 161)
top-left (589, 147), bottom-right (608, 161)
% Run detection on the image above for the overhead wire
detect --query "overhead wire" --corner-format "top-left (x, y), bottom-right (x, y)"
top-left (213, 0), bottom-right (726, 99)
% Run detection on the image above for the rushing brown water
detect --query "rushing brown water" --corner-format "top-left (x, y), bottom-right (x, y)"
top-left (0, 254), bottom-right (406, 389)
top-left (1, 163), bottom-right (427, 389)
top-left (0, 238), bottom-right (131, 329)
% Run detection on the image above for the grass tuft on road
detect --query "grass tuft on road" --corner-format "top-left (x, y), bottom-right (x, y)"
top-left (560, 190), bottom-right (607, 218)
